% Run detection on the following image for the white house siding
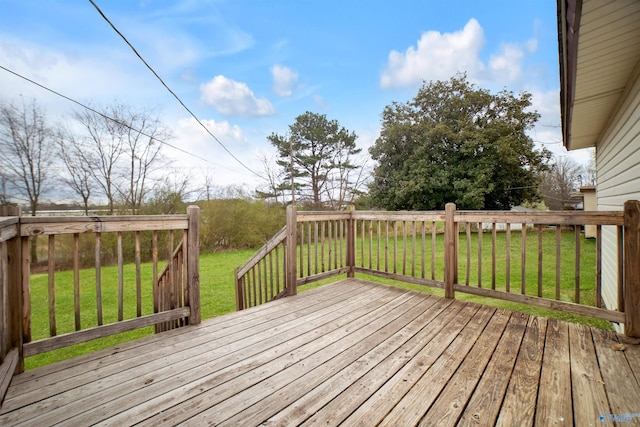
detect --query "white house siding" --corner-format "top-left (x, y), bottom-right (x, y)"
top-left (595, 63), bottom-right (640, 318)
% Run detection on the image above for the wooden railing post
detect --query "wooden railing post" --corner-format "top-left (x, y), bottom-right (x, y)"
top-left (444, 203), bottom-right (457, 299)
top-left (286, 204), bottom-right (298, 296)
top-left (234, 268), bottom-right (245, 311)
top-left (187, 205), bottom-right (201, 325)
top-left (346, 205), bottom-right (356, 278)
top-left (8, 228), bottom-right (24, 374)
top-left (624, 200), bottom-right (640, 337)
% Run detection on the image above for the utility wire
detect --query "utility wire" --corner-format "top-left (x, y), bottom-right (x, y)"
top-left (88, 0), bottom-right (264, 180)
top-left (0, 64), bottom-right (209, 162)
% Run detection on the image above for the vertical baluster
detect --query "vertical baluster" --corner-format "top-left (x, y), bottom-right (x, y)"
top-left (393, 221), bottom-right (398, 274)
top-left (376, 220), bottom-right (381, 271)
top-left (321, 221), bottom-right (326, 272)
top-left (313, 221), bottom-right (318, 274)
top-left (73, 233), bottom-right (81, 331)
top-left (477, 222), bottom-right (483, 288)
top-left (556, 226), bottom-right (561, 300)
top-left (117, 231), bottom-right (124, 321)
top-left (299, 222), bottom-right (305, 278)
top-left (411, 221), bottom-right (416, 277)
top-left (275, 245), bottom-right (281, 294)
top-left (421, 221), bottom-right (425, 279)
top-left (491, 223), bottom-right (497, 290)
top-left (135, 231), bottom-right (142, 317)
top-left (596, 225), bottom-right (602, 308)
top-left (575, 225), bottom-right (581, 304)
top-left (48, 235), bottom-right (56, 337)
top-left (360, 219), bottom-right (365, 268)
top-left (505, 223), bottom-right (511, 293)
top-left (431, 222), bottom-right (436, 281)
top-left (152, 231), bottom-right (158, 315)
top-left (257, 261), bottom-right (263, 305)
top-left (95, 233), bottom-right (103, 326)
top-left (369, 220), bottom-right (373, 269)
top-left (402, 221), bottom-right (406, 276)
top-left (538, 225), bottom-right (543, 297)
top-left (617, 225), bottom-right (624, 312)
top-left (306, 222), bottom-right (311, 277)
top-left (465, 223), bottom-right (471, 286)
top-left (521, 224), bottom-right (527, 295)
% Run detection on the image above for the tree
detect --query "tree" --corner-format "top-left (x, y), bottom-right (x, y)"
top-left (368, 74), bottom-right (550, 210)
top-left (539, 156), bottom-right (583, 210)
top-left (142, 170), bottom-right (194, 214)
top-left (57, 128), bottom-right (96, 215)
top-left (255, 151), bottom-right (287, 204)
top-left (74, 103), bottom-right (168, 214)
top-left (0, 99), bottom-right (54, 216)
top-left (74, 106), bottom-right (124, 214)
top-left (268, 111), bottom-right (361, 209)
top-left (118, 107), bottom-right (168, 214)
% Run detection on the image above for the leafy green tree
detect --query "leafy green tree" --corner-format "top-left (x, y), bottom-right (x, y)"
top-left (267, 111), bottom-right (361, 209)
top-left (369, 74), bottom-right (550, 210)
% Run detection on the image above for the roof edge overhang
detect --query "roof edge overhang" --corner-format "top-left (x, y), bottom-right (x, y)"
top-left (558, 0), bottom-right (582, 151)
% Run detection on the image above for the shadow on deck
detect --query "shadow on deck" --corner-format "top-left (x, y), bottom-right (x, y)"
top-left (1, 278), bottom-right (639, 426)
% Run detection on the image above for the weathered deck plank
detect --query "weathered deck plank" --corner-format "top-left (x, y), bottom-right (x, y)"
top-left (417, 309), bottom-right (515, 426)
top-left (455, 311), bottom-right (528, 426)
top-left (1, 278), bottom-right (639, 426)
top-left (496, 315), bottom-right (548, 427)
top-left (568, 323), bottom-right (611, 426)
top-left (535, 319), bottom-right (573, 426)
top-left (592, 328), bottom-right (640, 418)
top-left (266, 297), bottom-right (457, 426)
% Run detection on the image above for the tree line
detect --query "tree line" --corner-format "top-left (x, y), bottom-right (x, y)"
top-left (260, 74), bottom-right (592, 212)
top-left (2, 74), bottom-right (592, 227)
top-left (0, 99), bottom-right (192, 216)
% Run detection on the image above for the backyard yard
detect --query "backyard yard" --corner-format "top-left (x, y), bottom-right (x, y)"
top-left (25, 229), bottom-right (610, 370)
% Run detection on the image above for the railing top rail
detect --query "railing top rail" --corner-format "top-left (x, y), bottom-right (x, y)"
top-left (352, 211), bottom-right (446, 221)
top-left (19, 214), bottom-right (188, 223)
top-left (0, 217), bottom-right (19, 226)
top-left (19, 214), bottom-right (189, 236)
top-left (455, 210), bottom-right (624, 226)
top-left (297, 211), bottom-right (352, 221)
top-left (0, 218), bottom-right (19, 243)
top-left (297, 209), bottom-right (625, 226)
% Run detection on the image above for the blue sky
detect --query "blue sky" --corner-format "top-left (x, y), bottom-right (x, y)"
top-left (0, 0), bottom-right (589, 193)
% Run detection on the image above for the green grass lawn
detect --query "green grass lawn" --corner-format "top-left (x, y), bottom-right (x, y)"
top-left (25, 230), bottom-right (612, 370)
top-left (25, 249), bottom-right (256, 370)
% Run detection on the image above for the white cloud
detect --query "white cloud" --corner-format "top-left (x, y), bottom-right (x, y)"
top-left (313, 94), bottom-right (328, 110)
top-left (271, 64), bottom-right (298, 97)
top-left (525, 38), bottom-right (538, 54)
top-left (168, 117), bottom-right (266, 188)
top-left (0, 35), bottom-right (194, 159)
top-left (200, 75), bottom-right (275, 118)
top-left (380, 18), bottom-right (485, 89)
top-left (175, 116), bottom-right (246, 145)
top-left (380, 18), bottom-right (540, 89)
top-left (488, 43), bottom-right (525, 84)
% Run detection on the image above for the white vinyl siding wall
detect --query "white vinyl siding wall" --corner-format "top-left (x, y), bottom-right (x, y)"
top-left (596, 64), bottom-right (640, 317)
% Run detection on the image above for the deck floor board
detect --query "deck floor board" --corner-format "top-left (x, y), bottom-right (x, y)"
top-left (1, 278), bottom-right (639, 426)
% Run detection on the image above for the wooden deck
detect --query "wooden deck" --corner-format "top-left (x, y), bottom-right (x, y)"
top-left (1, 279), bottom-right (639, 426)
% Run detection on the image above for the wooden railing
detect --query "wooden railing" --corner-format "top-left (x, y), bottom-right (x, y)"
top-left (235, 208), bottom-right (354, 310)
top-left (235, 227), bottom-right (287, 310)
top-left (0, 213), bottom-right (20, 406)
top-left (235, 202), bottom-right (640, 338)
top-left (0, 206), bottom-right (200, 402)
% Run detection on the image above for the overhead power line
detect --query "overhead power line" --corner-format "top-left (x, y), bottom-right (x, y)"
top-left (88, 0), bottom-right (263, 180)
top-left (0, 64), bottom-right (209, 162)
